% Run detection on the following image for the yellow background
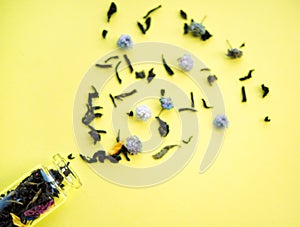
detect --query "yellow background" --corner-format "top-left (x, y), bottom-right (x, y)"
top-left (1, 0), bottom-right (300, 226)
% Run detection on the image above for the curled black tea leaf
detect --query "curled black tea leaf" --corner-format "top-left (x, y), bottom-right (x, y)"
top-left (135, 70), bottom-right (146, 79)
top-left (264, 116), bottom-right (271, 122)
top-left (109, 94), bottom-right (117, 108)
top-left (262, 84), bottom-right (269, 98)
top-left (241, 86), bottom-right (247, 102)
top-left (179, 108), bottom-right (197, 112)
top-left (162, 55), bottom-right (174, 76)
top-left (180, 10), bottom-right (187, 19)
top-left (114, 89), bottom-right (137, 100)
top-left (102, 29), bottom-right (108, 39)
top-left (239, 69), bottom-right (255, 81)
top-left (160, 89), bottom-right (165, 96)
top-left (207, 75), bottom-right (218, 85)
top-left (104, 55), bottom-right (119, 63)
top-left (137, 21), bottom-right (146, 34)
top-left (143, 5), bottom-right (162, 19)
top-left (156, 116), bottom-right (169, 137)
top-left (183, 23), bottom-right (189, 34)
top-left (182, 136), bottom-right (193, 144)
top-left (123, 54), bottom-right (134, 73)
top-left (127, 111), bottom-right (134, 117)
top-left (201, 68), bottom-right (211, 71)
top-left (190, 92), bottom-right (195, 108)
top-left (67, 154), bottom-right (75, 160)
top-left (152, 145), bottom-right (180, 159)
top-left (201, 98), bottom-right (213, 109)
top-left (107, 2), bottom-right (117, 22)
top-left (145, 17), bottom-right (151, 31)
top-left (115, 61), bottom-right (122, 84)
top-left (95, 63), bottom-right (112, 68)
top-left (80, 150), bottom-right (118, 164)
top-left (201, 30), bottom-right (212, 41)
top-left (147, 68), bottom-right (156, 83)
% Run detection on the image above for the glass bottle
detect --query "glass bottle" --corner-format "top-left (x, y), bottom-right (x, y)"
top-left (0, 153), bottom-right (81, 226)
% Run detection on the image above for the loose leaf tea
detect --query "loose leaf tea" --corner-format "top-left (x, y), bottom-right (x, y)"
top-left (123, 54), bottom-right (134, 73)
top-left (190, 92), bottom-right (195, 108)
top-left (178, 108), bottom-right (197, 112)
top-left (135, 71), bottom-right (146, 79)
top-left (241, 86), bottom-right (247, 102)
top-left (102, 29), bottom-right (108, 39)
top-left (201, 98), bottom-right (213, 109)
top-left (137, 22), bottom-right (146, 34)
top-left (264, 116), bottom-right (271, 122)
top-left (115, 61), bottom-right (122, 84)
top-left (183, 23), bottom-right (189, 34)
top-left (207, 75), bottom-right (218, 85)
top-left (180, 10), bottom-right (187, 20)
top-left (67, 154), bottom-right (75, 160)
top-left (156, 116), bottom-right (170, 137)
top-left (261, 84), bottom-right (269, 98)
top-left (114, 89), bottom-right (137, 101)
top-left (80, 150), bottom-right (118, 164)
top-left (95, 63), bottom-right (112, 68)
top-left (162, 55), bottom-right (174, 76)
top-left (182, 136), bottom-right (193, 144)
top-left (239, 69), bottom-right (255, 81)
top-left (147, 68), bottom-right (156, 83)
top-left (0, 168), bottom-right (68, 226)
top-left (152, 145), bottom-right (181, 159)
top-left (107, 2), bottom-right (117, 22)
top-left (127, 111), bottom-right (134, 117)
top-left (109, 94), bottom-right (117, 108)
top-left (200, 68), bottom-right (211, 71)
top-left (160, 89), bottom-right (165, 96)
top-left (145, 17), bottom-right (151, 31)
top-left (88, 125), bottom-right (107, 144)
top-left (143, 5), bottom-right (162, 19)
top-left (226, 40), bottom-right (244, 58)
top-left (104, 55), bottom-right (119, 63)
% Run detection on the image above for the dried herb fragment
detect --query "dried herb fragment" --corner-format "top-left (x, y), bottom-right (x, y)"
top-left (152, 145), bottom-right (180, 159)
top-left (160, 89), bottom-right (165, 96)
top-left (123, 54), bottom-right (134, 73)
top-left (143, 5), bottom-right (162, 19)
top-left (115, 61), bottom-right (122, 84)
top-left (137, 21), bottom-right (146, 34)
top-left (88, 125), bottom-right (107, 144)
top-left (201, 68), bottom-right (211, 71)
top-left (116, 129), bottom-right (120, 142)
top-left (201, 98), bottom-right (213, 109)
top-left (109, 94), bottom-right (117, 108)
top-left (183, 23), bottom-right (189, 34)
top-left (135, 70), bottom-right (146, 79)
top-left (162, 55), bottom-right (174, 76)
top-left (182, 136), bottom-right (193, 144)
top-left (107, 2), bottom-right (117, 22)
top-left (241, 86), bottom-right (247, 102)
top-left (80, 150), bottom-right (118, 164)
top-left (226, 40), bottom-right (244, 58)
top-left (147, 68), bottom-right (156, 83)
top-left (180, 10), bottom-right (187, 19)
top-left (114, 89), bottom-right (137, 100)
top-left (207, 75), bottom-right (218, 85)
top-left (201, 30), bottom-right (212, 41)
top-left (155, 116), bottom-right (169, 137)
top-left (179, 108), bottom-right (197, 112)
top-left (95, 63), bottom-right (112, 68)
top-left (264, 116), bottom-right (271, 122)
top-left (127, 111), bottom-right (134, 117)
top-left (105, 55), bottom-right (119, 63)
top-left (102, 29), bottom-right (108, 39)
top-left (239, 69), bottom-right (255, 81)
top-left (190, 92), bottom-right (195, 108)
top-left (67, 154), bottom-right (75, 160)
top-left (145, 17), bottom-right (151, 31)
top-left (261, 84), bottom-right (269, 98)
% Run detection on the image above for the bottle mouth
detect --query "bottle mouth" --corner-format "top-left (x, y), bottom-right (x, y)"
top-left (52, 154), bottom-right (82, 189)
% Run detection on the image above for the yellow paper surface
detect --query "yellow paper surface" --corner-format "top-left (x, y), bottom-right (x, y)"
top-left (1, 0), bottom-right (300, 226)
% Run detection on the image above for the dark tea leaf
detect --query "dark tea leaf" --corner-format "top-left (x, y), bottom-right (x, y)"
top-left (107, 2), bottom-right (117, 22)
top-left (155, 116), bottom-right (169, 137)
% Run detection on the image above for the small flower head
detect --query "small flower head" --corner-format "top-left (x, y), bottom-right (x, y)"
top-left (213, 114), bottom-right (229, 129)
top-left (189, 22), bottom-right (206, 36)
top-left (125, 135), bottom-right (142, 154)
top-left (117, 34), bottom-right (133, 49)
top-left (135, 105), bottom-right (152, 121)
top-left (160, 97), bottom-right (174, 110)
top-left (178, 54), bottom-right (194, 71)
top-left (227, 48), bottom-right (243, 58)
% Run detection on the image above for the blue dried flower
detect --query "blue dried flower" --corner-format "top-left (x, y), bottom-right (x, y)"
top-left (178, 54), bottom-right (194, 71)
top-left (125, 135), bottom-right (142, 154)
top-left (135, 105), bottom-right (152, 121)
top-left (189, 22), bottom-right (206, 36)
top-left (213, 114), bottom-right (229, 129)
top-left (160, 97), bottom-right (174, 110)
top-left (117, 34), bottom-right (133, 49)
